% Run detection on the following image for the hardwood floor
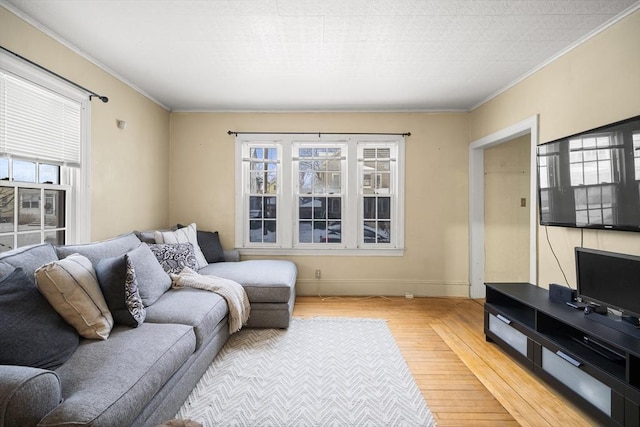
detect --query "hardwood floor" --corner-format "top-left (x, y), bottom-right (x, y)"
top-left (293, 296), bottom-right (600, 426)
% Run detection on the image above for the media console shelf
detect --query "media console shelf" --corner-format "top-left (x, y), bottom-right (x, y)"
top-left (485, 283), bottom-right (640, 426)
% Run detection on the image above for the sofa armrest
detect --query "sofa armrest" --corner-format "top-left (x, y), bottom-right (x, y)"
top-left (0, 365), bottom-right (62, 427)
top-left (223, 250), bottom-right (240, 262)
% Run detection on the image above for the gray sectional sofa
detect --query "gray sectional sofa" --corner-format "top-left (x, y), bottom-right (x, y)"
top-left (0, 231), bottom-right (297, 427)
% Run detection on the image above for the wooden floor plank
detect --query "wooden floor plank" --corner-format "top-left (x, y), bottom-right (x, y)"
top-left (293, 295), bottom-right (599, 426)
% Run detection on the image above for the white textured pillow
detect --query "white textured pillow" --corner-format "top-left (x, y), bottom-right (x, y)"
top-left (35, 254), bottom-right (114, 340)
top-left (154, 223), bottom-right (208, 269)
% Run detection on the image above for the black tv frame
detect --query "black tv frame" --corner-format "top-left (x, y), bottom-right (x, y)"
top-left (537, 115), bottom-right (640, 233)
top-left (575, 246), bottom-right (640, 321)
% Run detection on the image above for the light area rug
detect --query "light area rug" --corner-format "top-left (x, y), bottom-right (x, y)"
top-left (176, 317), bottom-right (437, 426)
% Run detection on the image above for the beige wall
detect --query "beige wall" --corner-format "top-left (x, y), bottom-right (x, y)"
top-left (470, 11), bottom-right (640, 289)
top-left (484, 135), bottom-right (531, 282)
top-left (0, 7), bottom-right (171, 241)
top-left (170, 112), bottom-right (471, 296)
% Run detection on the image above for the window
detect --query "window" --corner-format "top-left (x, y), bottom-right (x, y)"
top-left (0, 51), bottom-right (89, 252)
top-left (634, 132), bottom-right (640, 181)
top-left (236, 134), bottom-right (404, 255)
top-left (568, 133), bottom-right (624, 225)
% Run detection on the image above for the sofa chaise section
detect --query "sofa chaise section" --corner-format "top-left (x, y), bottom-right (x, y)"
top-left (199, 259), bottom-right (297, 328)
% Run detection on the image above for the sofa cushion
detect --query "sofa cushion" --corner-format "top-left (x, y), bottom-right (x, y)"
top-left (144, 287), bottom-right (228, 349)
top-left (0, 365), bottom-right (62, 427)
top-left (55, 233), bottom-right (141, 267)
top-left (41, 323), bottom-right (195, 427)
top-left (96, 255), bottom-right (146, 327)
top-left (155, 223), bottom-right (208, 269)
top-left (35, 254), bottom-right (114, 340)
top-left (0, 268), bottom-right (79, 369)
top-left (126, 243), bottom-right (171, 307)
top-left (199, 260), bottom-right (297, 303)
top-left (148, 243), bottom-right (197, 274)
top-left (0, 243), bottom-right (59, 279)
top-left (177, 224), bottom-right (225, 263)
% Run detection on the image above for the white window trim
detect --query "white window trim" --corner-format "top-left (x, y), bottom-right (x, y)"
top-left (235, 134), bottom-right (405, 256)
top-left (1, 51), bottom-right (90, 244)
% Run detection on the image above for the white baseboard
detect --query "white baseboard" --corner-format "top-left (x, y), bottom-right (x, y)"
top-left (295, 279), bottom-right (470, 298)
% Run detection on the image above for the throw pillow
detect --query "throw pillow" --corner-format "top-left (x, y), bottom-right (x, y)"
top-left (177, 224), bottom-right (225, 263)
top-left (96, 255), bottom-right (146, 327)
top-left (148, 243), bottom-right (197, 274)
top-left (35, 254), bottom-right (114, 340)
top-left (126, 243), bottom-right (172, 307)
top-left (154, 223), bottom-right (208, 269)
top-left (0, 268), bottom-right (79, 369)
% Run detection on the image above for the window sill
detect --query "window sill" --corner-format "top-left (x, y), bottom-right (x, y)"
top-left (237, 247), bottom-right (405, 257)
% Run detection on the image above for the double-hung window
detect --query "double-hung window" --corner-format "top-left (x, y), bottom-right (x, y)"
top-left (0, 51), bottom-right (89, 252)
top-left (236, 134), bottom-right (404, 255)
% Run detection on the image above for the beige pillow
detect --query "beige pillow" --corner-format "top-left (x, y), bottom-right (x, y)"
top-left (154, 223), bottom-right (208, 269)
top-left (35, 253), bottom-right (114, 340)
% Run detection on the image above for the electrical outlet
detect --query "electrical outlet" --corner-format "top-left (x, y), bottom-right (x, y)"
top-left (405, 292), bottom-right (414, 299)
top-left (520, 197), bottom-right (527, 207)
top-left (315, 269), bottom-right (321, 280)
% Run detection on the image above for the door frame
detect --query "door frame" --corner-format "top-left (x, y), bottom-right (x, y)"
top-left (468, 115), bottom-right (539, 298)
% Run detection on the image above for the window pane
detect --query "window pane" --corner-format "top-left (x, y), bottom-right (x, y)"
top-left (299, 171), bottom-right (313, 194)
top-left (327, 197), bottom-right (341, 219)
top-left (250, 172), bottom-right (264, 194)
top-left (250, 147), bottom-right (263, 159)
top-left (329, 173), bottom-right (341, 193)
top-left (376, 172), bottom-right (390, 192)
top-left (264, 196), bottom-right (277, 218)
top-left (299, 221), bottom-right (312, 243)
top-left (39, 164), bottom-right (60, 184)
top-left (0, 187), bottom-right (15, 230)
top-left (14, 160), bottom-right (36, 183)
top-left (313, 222), bottom-right (327, 243)
top-left (0, 159), bottom-right (8, 180)
top-left (378, 221), bottom-right (391, 243)
top-left (312, 197), bottom-right (325, 218)
top-left (597, 160), bottom-right (612, 183)
top-left (250, 196), bottom-right (263, 218)
top-left (44, 190), bottom-right (65, 229)
top-left (574, 188), bottom-right (587, 210)
top-left (265, 163), bottom-right (277, 194)
top-left (17, 232), bottom-right (41, 248)
top-left (18, 188), bottom-right (40, 231)
top-left (314, 172), bottom-right (326, 193)
top-left (363, 221), bottom-right (391, 244)
top-left (263, 220), bottom-right (276, 243)
top-left (378, 197), bottom-right (391, 220)
top-left (0, 235), bottom-right (13, 253)
top-left (364, 197), bottom-right (376, 219)
top-left (44, 230), bottom-right (65, 246)
top-left (299, 197), bottom-right (313, 219)
top-left (324, 221), bottom-right (341, 243)
top-left (588, 208), bottom-right (603, 224)
top-left (249, 220), bottom-right (264, 242)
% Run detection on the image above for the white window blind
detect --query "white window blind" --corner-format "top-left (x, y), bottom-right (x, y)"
top-left (0, 70), bottom-right (82, 167)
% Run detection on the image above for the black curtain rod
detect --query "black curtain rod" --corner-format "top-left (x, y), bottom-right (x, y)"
top-left (0, 45), bottom-right (109, 103)
top-left (228, 131), bottom-right (411, 137)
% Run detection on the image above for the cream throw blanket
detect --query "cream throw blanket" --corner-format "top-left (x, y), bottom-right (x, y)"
top-left (170, 267), bottom-right (250, 333)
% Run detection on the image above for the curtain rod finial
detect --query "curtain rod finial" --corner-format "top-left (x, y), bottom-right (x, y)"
top-left (90, 95), bottom-right (108, 103)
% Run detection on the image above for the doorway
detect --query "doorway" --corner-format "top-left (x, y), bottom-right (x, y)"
top-left (468, 115), bottom-right (539, 298)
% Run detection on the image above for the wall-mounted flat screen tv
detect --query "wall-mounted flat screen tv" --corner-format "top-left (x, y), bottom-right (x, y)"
top-left (537, 115), bottom-right (640, 232)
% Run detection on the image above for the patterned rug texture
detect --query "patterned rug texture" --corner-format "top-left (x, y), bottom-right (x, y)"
top-left (176, 317), bottom-right (437, 426)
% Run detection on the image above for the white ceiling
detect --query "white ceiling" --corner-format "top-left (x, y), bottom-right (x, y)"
top-left (3, 0), bottom-right (639, 112)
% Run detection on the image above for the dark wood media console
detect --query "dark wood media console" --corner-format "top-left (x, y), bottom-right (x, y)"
top-left (484, 283), bottom-right (640, 426)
